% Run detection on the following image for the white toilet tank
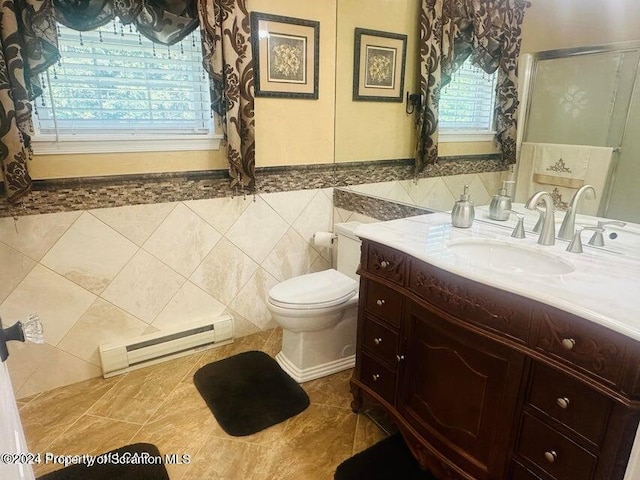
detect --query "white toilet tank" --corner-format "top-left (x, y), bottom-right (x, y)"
top-left (334, 222), bottom-right (362, 282)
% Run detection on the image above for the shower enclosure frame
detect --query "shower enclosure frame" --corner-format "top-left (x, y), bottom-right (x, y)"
top-left (517, 40), bottom-right (640, 220)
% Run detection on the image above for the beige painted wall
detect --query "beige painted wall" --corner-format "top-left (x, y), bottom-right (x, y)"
top-left (520, 0), bottom-right (640, 54)
top-left (29, 150), bottom-right (229, 180)
top-left (333, 0), bottom-right (496, 163)
top-left (251, 0), bottom-right (337, 167)
top-left (334, 0), bottom-right (419, 163)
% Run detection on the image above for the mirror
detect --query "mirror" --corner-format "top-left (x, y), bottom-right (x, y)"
top-left (333, 0), bottom-right (640, 256)
top-left (332, 0), bottom-right (505, 225)
top-left (334, 0), bottom-right (420, 167)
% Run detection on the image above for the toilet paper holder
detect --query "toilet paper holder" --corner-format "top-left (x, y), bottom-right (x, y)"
top-left (313, 231), bottom-right (337, 248)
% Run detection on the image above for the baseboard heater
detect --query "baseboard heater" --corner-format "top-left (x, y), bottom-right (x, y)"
top-left (99, 315), bottom-right (234, 378)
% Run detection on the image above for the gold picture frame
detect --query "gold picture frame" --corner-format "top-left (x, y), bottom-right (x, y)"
top-left (251, 12), bottom-right (320, 99)
top-left (353, 28), bottom-right (407, 102)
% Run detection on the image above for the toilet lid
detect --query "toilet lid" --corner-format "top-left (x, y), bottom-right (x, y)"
top-left (268, 269), bottom-right (358, 309)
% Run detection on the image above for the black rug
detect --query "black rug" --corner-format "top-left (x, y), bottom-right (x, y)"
top-left (37, 443), bottom-right (169, 480)
top-left (193, 350), bottom-right (310, 436)
top-left (334, 434), bottom-right (436, 480)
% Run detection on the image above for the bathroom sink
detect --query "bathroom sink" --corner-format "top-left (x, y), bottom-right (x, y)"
top-left (447, 239), bottom-right (575, 275)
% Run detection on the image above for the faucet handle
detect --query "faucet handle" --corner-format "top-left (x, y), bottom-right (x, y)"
top-left (588, 221), bottom-right (627, 246)
top-left (533, 207), bottom-right (545, 233)
top-left (567, 226), bottom-right (604, 254)
top-left (508, 210), bottom-right (526, 239)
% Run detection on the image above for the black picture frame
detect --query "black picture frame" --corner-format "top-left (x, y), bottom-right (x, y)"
top-left (353, 28), bottom-right (407, 102)
top-left (251, 12), bottom-right (320, 99)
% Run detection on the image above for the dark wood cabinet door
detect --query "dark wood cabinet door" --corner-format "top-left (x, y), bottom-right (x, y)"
top-left (398, 300), bottom-right (524, 480)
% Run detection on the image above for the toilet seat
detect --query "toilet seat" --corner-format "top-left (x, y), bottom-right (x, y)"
top-left (268, 269), bottom-right (357, 310)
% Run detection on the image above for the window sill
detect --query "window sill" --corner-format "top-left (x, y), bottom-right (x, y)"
top-left (439, 131), bottom-right (496, 143)
top-left (32, 135), bottom-right (223, 155)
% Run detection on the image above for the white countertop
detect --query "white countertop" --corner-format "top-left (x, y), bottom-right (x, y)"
top-left (355, 212), bottom-right (640, 342)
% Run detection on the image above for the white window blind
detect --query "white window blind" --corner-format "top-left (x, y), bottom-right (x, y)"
top-left (34, 22), bottom-right (212, 138)
top-left (439, 60), bottom-right (497, 133)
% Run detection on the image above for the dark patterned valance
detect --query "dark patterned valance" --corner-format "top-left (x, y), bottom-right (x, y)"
top-left (2, 0), bottom-right (256, 203)
top-left (415, 0), bottom-right (530, 170)
top-left (54, 0), bottom-right (198, 45)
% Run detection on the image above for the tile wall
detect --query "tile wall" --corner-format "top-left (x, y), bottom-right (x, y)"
top-left (0, 166), bottom-right (508, 400)
top-left (334, 171), bottom-right (509, 222)
top-left (0, 188), bottom-right (333, 398)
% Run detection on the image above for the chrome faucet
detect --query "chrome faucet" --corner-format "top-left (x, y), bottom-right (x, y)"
top-left (525, 191), bottom-right (556, 245)
top-left (557, 185), bottom-right (596, 241)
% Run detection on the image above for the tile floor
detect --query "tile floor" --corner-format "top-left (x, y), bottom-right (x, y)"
top-left (18, 328), bottom-right (388, 479)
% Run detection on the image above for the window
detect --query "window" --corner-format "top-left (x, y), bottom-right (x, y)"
top-left (32, 22), bottom-right (218, 154)
top-left (438, 60), bottom-right (497, 142)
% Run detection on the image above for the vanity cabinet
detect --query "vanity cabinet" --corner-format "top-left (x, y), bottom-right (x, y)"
top-left (350, 239), bottom-right (640, 480)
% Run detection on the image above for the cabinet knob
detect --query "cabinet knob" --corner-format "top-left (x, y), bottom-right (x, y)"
top-left (561, 338), bottom-right (576, 350)
top-left (396, 354), bottom-right (405, 362)
top-left (380, 260), bottom-right (390, 269)
top-left (556, 397), bottom-right (570, 409)
top-left (372, 374), bottom-right (380, 382)
top-left (373, 337), bottom-right (383, 346)
top-left (544, 450), bottom-right (558, 463)
top-left (376, 299), bottom-right (386, 307)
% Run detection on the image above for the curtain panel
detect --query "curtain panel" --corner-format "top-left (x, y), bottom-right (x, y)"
top-left (0, 0), bottom-right (58, 202)
top-left (1, 0), bottom-right (256, 203)
top-left (415, 0), bottom-right (530, 171)
top-left (197, 0), bottom-right (255, 191)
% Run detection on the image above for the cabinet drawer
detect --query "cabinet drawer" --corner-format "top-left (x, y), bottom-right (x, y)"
top-left (362, 316), bottom-right (399, 365)
top-left (365, 242), bottom-right (407, 286)
top-left (364, 280), bottom-right (403, 328)
top-left (517, 413), bottom-right (597, 480)
top-left (408, 259), bottom-right (531, 343)
top-left (511, 461), bottom-right (544, 480)
top-left (528, 363), bottom-right (611, 445)
top-left (360, 352), bottom-right (396, 404)
top-left (535, 308), bottom-right (628, 389)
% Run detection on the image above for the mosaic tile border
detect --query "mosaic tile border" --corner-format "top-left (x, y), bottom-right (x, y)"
top-left (0, 154), bottom-right (506, 218)
top-left (334, 188), bottom-right (434, 221)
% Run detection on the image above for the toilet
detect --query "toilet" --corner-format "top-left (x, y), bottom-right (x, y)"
top-left (266, 222), bottom-right (362, 383)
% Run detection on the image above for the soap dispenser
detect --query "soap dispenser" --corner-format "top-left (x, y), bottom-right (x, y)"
top-left (489, 180), bottom-right (514, 221)
top-left (451, 185), bottom-right (475, 228)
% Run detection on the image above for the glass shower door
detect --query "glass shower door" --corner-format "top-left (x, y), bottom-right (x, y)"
top-left (606, 62), bottom-right (640, 222)
top-left (520, 46), bottom-right (640, 221)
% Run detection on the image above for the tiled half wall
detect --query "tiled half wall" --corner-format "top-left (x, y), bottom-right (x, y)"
top-left (333, 171), bottom-right (510, 223)
top-left (0, 161), bottom-right (508, 398)
top-left (0, 189), bottom-right (333, 398)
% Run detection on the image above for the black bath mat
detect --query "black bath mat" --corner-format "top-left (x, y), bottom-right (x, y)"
top-left (37, 443), bottom-right (169, 480)
top-left (334, 434), bottom-right (436, 480)
top-left (193, 350), bottom-right (310, 436)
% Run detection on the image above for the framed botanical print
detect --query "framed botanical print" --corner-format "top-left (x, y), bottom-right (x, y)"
top-left (353, 28), bottom-right (407, 102)
top-left (251, 12), bottom-right (320, 99)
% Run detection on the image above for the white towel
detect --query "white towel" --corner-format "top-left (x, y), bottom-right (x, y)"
top-left (532, 143), bottom-right (590, 188)
top-left (519, 142), bottom-right (614, 213)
